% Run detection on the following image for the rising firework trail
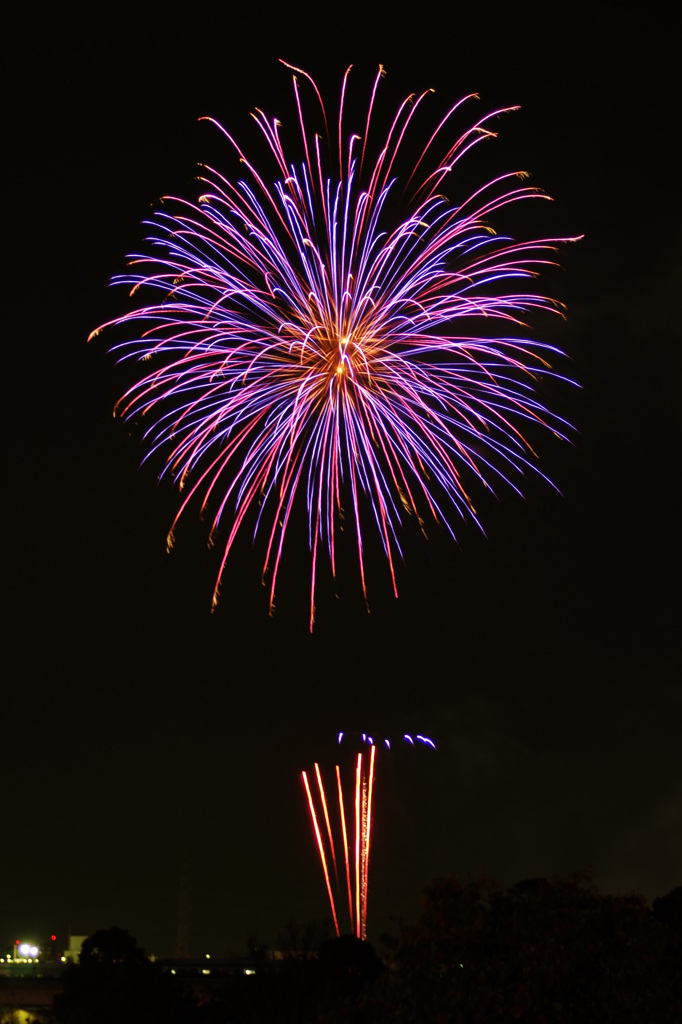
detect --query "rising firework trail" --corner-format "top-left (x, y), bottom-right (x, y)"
top-left (302, 733), bottom-right (434, 939)
top-left (91, 63), bottom-right (578, 628)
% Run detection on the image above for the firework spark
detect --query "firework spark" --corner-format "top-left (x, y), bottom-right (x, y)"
top-left (91, 63), bottom-right (577, 627)
top-left (303, 733), bottom-right (434, 939)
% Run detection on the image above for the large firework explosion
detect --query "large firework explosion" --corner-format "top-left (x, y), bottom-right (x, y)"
top-left (91, 62), bottom-right (577, 628)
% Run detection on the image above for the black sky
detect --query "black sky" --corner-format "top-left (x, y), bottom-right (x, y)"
top-left (3, 4), bottom-right (680, 957)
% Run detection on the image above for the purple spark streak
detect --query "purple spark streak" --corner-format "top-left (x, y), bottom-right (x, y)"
top-left (91, 62), bottom-right (578, 628)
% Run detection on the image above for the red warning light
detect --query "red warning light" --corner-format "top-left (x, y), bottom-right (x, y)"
top-left (51, 935), bottom-right (57, 942)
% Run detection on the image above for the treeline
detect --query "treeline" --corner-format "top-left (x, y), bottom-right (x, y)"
top-left (50, 875), bottom-right (680, 1022)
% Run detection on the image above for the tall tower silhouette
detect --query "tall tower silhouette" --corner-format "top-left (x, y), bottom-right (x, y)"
top-left (175, 869), bottom-right (190, 958)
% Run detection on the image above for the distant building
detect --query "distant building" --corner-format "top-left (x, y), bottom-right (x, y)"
top-left (62, 936), bottom-right (88, 965)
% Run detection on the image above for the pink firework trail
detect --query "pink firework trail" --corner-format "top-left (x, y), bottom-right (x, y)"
top-left (92, 62), bottom-right (578, 628)
top-left (303, 734), bottom-right (432, 939)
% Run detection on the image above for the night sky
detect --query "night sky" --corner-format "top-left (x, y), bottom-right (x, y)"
top-left (4, 6), bottom-right (680, 958)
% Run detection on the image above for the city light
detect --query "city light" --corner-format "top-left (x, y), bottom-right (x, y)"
top-left (17, 943), bottom-right (39, 959)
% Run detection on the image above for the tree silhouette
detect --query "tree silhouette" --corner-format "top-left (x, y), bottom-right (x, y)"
top-left (77, 927), bottom-right (147, 969)
top-left (654, 886), bottom-right (682, 936)
top-left (343, 874), bottom-right (682, 1023)
top-left (317, 934), bottom-right (384, 998)
top-left (53, 927), bottom-right (203, 1024)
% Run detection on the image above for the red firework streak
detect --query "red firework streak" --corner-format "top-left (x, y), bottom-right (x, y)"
top-left (302, 744), bottom-right (376, 939)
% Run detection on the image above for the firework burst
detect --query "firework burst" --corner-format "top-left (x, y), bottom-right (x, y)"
top-left (91, 62), bottom-right (577, 628)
